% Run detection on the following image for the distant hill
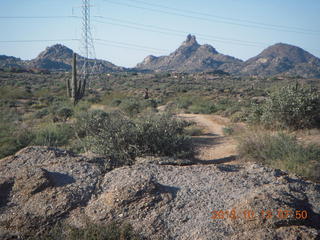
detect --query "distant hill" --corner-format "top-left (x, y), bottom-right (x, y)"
top-left (0, 44), bottom-right (125, 73)
top-left (0, 55), bottom-right (24, 70)
top-left (240, 43), bottom-right (320, 78)
top-left (26, 44), bottom-right (125, 73)
top-left (136, 35), bottom-right (320, 78)
top-left (1, 38), bottom-right (320, 77)
top-left (136, 34), bottom-right (243, 73)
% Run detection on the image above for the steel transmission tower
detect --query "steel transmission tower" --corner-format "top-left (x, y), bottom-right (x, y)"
top-left (79, 0), bottom-right (97, 90)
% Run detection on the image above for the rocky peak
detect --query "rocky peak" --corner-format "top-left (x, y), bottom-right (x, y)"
top-left (182, 34), bottom-right (199, 47)
top-left (36, 44), bottom-right (74, 60)
top-left (135, 34), bottom-right (241, 73)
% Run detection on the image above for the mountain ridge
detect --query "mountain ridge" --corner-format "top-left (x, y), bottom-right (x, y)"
top-left (1, 35), bottom-right (320, 77)
top-left (136, 34), bottom-right (243, 73)
top-left (1, 44), bottom-right (126, 73)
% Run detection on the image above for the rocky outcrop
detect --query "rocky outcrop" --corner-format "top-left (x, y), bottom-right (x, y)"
top-left (0, 146), bottom-right (103, 239)
top-left (136, 34), bottom-right (243, 73)
top-left (0, 147), bottom-right (319, 239)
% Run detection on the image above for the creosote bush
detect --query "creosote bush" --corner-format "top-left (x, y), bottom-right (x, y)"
top-left (76, 110), bottom-right (194, 166)
top-left (135, 113), bottom-right (194, 158)
top-left (238, 130), bottom-right (320, 182)
top-left (249, 83), bottom-right (320, 129)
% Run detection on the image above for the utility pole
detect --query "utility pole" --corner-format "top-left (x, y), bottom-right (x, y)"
top-left (67, 0), bottom-right (97, 105)
top-left (79, 0), bottom-right (96, 90)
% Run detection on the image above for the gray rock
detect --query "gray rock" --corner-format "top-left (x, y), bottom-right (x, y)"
top-left (1, 147), bottom-right (319, 239)
top-left (0, 146), bottom-right (103, 238)
top-left (71, 162), bottom-right (320, 240)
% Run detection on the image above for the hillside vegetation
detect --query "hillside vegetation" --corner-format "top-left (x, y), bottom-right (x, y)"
top-left (1, 70), bottom-right (320, 239)
top-left (0, 70), bottom-right (320, 179)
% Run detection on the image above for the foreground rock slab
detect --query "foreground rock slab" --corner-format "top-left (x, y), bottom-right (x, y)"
top-left (0, 146), bottom-right (103, 238)
top-left (0, 147), bottom-right (319, 239)
top-left (77, 161), bottom-right (320, 240)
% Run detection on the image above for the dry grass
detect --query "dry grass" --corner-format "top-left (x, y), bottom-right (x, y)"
top-left (237, 129), bottom-right (320, 182)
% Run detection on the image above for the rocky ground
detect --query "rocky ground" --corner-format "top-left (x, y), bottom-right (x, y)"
top-left (0, 145), bottom-right (319, 239)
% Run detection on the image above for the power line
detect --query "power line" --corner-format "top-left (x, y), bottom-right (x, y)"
top-left (129, 0), bottom-right (320, 34)
top-left (93, 18), bottom-right (265, 48)
top-left (102, 0), bottom-right (320, 35)
top-left (0, 38), bottom-right (169, 53)
top-left (0, 16), bottom-right (80, 19)
top-left (0, 15), bottom-right (303, 49)
top-left (94, 16), bottom-right (266, 47)
top-left (95, 41), bottom-right (167, 53)
top-left (95, 38), bottom-right (168, 52)
top-left (1, 15), bottom-right (318, 49)
top-left (0, 39), bottom-right (79, 43)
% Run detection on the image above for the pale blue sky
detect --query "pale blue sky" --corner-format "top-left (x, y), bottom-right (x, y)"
top-left (0, 0), bottom-right (319, 67)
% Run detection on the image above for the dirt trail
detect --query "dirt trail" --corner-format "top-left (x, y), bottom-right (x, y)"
top-left (179, 114), bottom-right (239, 164)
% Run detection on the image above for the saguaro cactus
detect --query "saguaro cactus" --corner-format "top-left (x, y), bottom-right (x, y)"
top-left (66, 53), bottom-right (86, 105)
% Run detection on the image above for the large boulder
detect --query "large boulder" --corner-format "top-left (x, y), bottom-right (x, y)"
top-left (0, 146), bottom-right (103, 239)
top-left (71, 161), bottom-right (320, 239)
top-left (0, 147), bottom-right (319, 239)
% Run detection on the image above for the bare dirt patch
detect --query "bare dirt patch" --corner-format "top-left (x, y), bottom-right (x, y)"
top-left (179, 114), bottom-right (242, 164)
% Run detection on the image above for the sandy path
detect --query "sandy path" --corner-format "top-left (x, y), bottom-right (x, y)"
top-left (179, 114), bottom-right (238, 163)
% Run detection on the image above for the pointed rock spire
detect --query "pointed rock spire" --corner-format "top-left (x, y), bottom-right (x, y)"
top-left (183, 34), bottom-right (198, 46)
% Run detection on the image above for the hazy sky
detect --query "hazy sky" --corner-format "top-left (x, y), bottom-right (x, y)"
top-left (0, 0), bottom-right (319, 67)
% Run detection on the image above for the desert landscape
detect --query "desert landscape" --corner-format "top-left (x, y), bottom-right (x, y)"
top-left (1, 1), bottom-right (320, 239)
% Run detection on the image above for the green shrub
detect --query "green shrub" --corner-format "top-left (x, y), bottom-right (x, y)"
top-left (34, 109), bottom-right (49, 119)
top-left (215, 98), bottom-right (234, 112)
top-left (0, 86), bottom-right (32, 100)
top-left (76, 110), bottom-right (194, 166)
top-left (238, 131), bottom-right (320, 182)
top-left (119, 98), bottom-right (157, 116)
top-left (0, 110), bottom-right (33, 158)
top-left (135, 113), bottom-right (194, 158)
top-left (74, 100), bottom-right (91, 113)
top-left (176, 96), bottom-right (216, 114)
top-left (33, 123), bottom-right (73, 147)
top-left (76, 110), bottom-right (139, 165)
top-left (0, 130), bottom-right (34, 158)
top-left (188, 102), bottom-right (216, 114)
top-left (111, 98), bottom-right (122, 106)
top-left (249, 84), bottom-right (320, 129)
top-left (176, 96), bottom-right (193, 109)
top-left (57, 107), bottom-right (73, 121)
top-left (230, 111), bottom-right (247, 123)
